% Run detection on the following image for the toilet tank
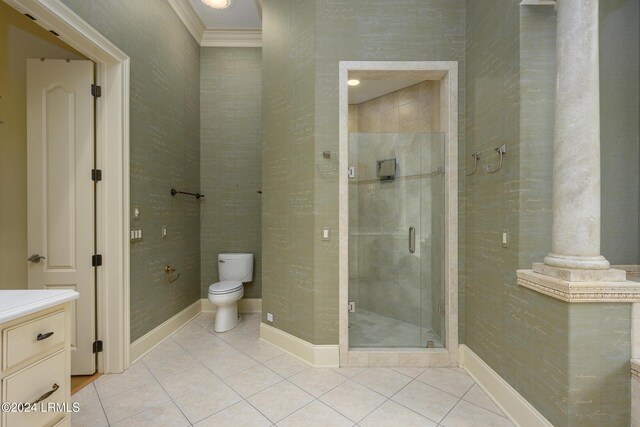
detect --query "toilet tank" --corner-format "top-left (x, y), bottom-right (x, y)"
top-left (218, 253), bottom-right (253, 282)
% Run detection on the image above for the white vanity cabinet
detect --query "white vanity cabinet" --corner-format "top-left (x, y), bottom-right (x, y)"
top-left (0, 290), bottom-right (78, 427)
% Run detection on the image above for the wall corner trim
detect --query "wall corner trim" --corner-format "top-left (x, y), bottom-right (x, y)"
top-left (130, 300), bottom-right (201, 363)
top-left (459, 344), bottom-right (553, 427)
top-left (166, 0), bottom-right (205, 43)
top-left (260, 323), bottom-right (339, 368)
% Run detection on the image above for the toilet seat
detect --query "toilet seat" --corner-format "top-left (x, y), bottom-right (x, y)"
top-left (209, 281), bottom-right (243, 295)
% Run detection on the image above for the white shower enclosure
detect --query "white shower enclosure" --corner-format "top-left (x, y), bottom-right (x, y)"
top-left (338, 62), bottom-right (459, 367)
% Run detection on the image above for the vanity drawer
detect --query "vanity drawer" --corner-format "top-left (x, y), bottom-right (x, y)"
top-left (2, 350), bottom-right (67, 427)
top-left (2, 310), bottom-right (66, 371)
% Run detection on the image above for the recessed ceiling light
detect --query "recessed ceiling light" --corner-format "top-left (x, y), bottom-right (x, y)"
top-left (201, 0), bottom-right (231, 9)
top-left (348, 79), bottom-right (361, 86)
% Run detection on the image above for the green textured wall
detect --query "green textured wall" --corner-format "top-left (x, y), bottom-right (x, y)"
top-left (465, 1), bottom-right (635, 425)
top-left (262, 0), bottom-right (317, 343)
top-left (600, 0), bottom-right (640, 265)
top-left (200, 47), bottom-right (262, 298)
top-left (60, 0), bottom-right (201, 342)
top-left (262, 0), bottom-right (466, 345)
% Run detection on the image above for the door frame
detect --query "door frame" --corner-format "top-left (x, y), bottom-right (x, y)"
top-left (338, 61), bottom-right (459, 366)
top-left (5, 0), bottom-right (131, 373)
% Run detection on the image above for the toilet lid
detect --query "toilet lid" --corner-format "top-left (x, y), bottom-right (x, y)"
top-left (209, 281), bottom-right (243, 295)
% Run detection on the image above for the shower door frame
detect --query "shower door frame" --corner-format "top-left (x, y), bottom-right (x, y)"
top-left (338, 61), bottom-right (459, 367)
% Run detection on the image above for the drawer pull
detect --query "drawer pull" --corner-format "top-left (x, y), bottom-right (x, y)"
top-left (36, 332), bottom-right (55, 341)
top-left (32, 383), bottom-right (60, 405)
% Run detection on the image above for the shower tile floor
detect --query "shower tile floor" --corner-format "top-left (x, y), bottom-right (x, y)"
top-left (349, 309), bottom-right (443, 348)
top-left (71, 313), bottom-right (513, 426)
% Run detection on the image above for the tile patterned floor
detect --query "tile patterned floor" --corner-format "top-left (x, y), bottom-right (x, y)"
top-left (71, 313), bottom-right (514, 426)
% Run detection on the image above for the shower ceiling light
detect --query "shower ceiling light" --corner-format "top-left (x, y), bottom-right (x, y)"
top-left (348, 79), bottom-right (361, 86)
top-left (201, 0), bottom-right (231, 9)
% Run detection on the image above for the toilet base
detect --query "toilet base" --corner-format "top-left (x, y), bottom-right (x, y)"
top-left (214, 303), bottom-right (240, 332)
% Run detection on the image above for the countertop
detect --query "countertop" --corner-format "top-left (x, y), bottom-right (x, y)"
top-left (0, 289), bottom-right (79, 324)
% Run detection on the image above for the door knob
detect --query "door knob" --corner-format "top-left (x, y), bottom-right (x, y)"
top-left (28, 254), bottom-right (46, 263)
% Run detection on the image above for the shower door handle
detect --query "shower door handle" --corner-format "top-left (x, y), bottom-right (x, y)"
top-left (409, 227), bottom-right (416, 253)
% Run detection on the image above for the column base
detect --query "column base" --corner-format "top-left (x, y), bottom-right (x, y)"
top-left (517, 269), bottom-right (640, 302)
top-left (543, 253), bottom-right (611, 270)
top-left (533, 262), bottom-right (626, 282)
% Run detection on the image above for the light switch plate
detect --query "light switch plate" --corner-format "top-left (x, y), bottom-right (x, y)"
top-left (266, 312), bottom-right (274, 322)
top-left (502, 229), bottom-right (509, 248)
top-left (321, 227), bottom-right (330, 241)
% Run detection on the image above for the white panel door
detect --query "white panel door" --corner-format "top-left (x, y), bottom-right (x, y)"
top-left (27, 59), bottom-right (95, 375)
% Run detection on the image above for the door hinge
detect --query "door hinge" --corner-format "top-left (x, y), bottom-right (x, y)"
top-left (91, 84), bottom-right (102, 98)
top-left (92, 340), bottom-right (103, 353)
top-left (92, 254), bottom-right (103, 267)
top-left (91, 169), bottom-right (102, 182)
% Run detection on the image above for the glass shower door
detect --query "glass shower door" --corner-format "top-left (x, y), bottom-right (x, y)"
top-left (348, 132), bottom-right (445, 349)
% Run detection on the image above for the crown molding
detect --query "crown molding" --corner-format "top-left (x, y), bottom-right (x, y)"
top-left (166, 0), bottom-right (262, 47)
top-left (201, 29), bottom-right (262, 47)
top-left (166, 0), bottom-right (205, 43)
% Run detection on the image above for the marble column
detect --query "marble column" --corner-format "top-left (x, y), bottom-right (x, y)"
top-left (535, 0), bottom-right (620, 280)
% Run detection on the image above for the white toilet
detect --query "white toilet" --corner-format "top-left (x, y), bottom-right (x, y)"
top-left (208, 253), bottom-right (253, 332)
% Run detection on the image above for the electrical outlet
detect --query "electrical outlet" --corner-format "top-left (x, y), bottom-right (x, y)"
top-left (266, 312), bottom-right (274, 323)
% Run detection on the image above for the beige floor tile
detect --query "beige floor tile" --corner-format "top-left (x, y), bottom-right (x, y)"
top-left (332, 367), bottom-right (366, 378)
top-left (146, 338), bottom-right (185, 359)
top-left (462, 384), bottom-right (504, 416)
top-left (277, 400), bottom-right (354, 427)
top-left (319, 380), bottom-right (386, 422)
top-left (172, 380), bottom-right (242, 424)
top-left (111, 401), bottom-right (189, 427)
top-left (289, 368), bottom-right (348, 397)
top-left (71, 401), bottom-right (108, 427)
top-left (391, 367), bottom-right (426, 378)
top-left (391, 380), bottom-right (458, 423)
top-left (225, 364), bottom-right (283, 398)
top-left (247, 380), bottom-right (314, 423)
top-left (94, 362), bottom-right (156, 399)
top-left (441, 400), bottom-right (514, 427)
top-left (194, 400), bottom-right (272, 427)
top-left (156, 364), bottom-right (222, 399)
top-left (100, 380), bottom-right (171, 424)
top-left (416, 368), bottom-right (474, 397)
top-left (359, 400), bottom-right (437, 427)
top-left (201, 347), bottom-right (259, 378)
top-left (233, 338), bottom-right (284, 362)
top-left (172, 321), bottom-right (208, 340)
top-left (72, 383), bottom-right (99, 407)
top-left (174, 330), bottom-right (223, 354)
top-left (142, 348), bottom-right (200, 378)
top-left (186, 339), bottom-right (236, 362)
top-left (264, 353), bottom-right (312, 378)
top-left (352, 368), bottom-right (412, 397)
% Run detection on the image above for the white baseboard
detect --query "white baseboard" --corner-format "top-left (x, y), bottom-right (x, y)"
top-left (260, 323), bottom-right (339, 367)
top-left (459, 345), bottom-right (552, 427)
top-left (130, 300), bottom-right (201, 363)
top-left (201, 298), bottom-right (262, 313)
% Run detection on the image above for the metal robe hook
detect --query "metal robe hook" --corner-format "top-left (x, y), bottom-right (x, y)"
top-left (464, 152), bottom-right (480, 176)
top-left (486, 144), bottom-right (506, 174)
